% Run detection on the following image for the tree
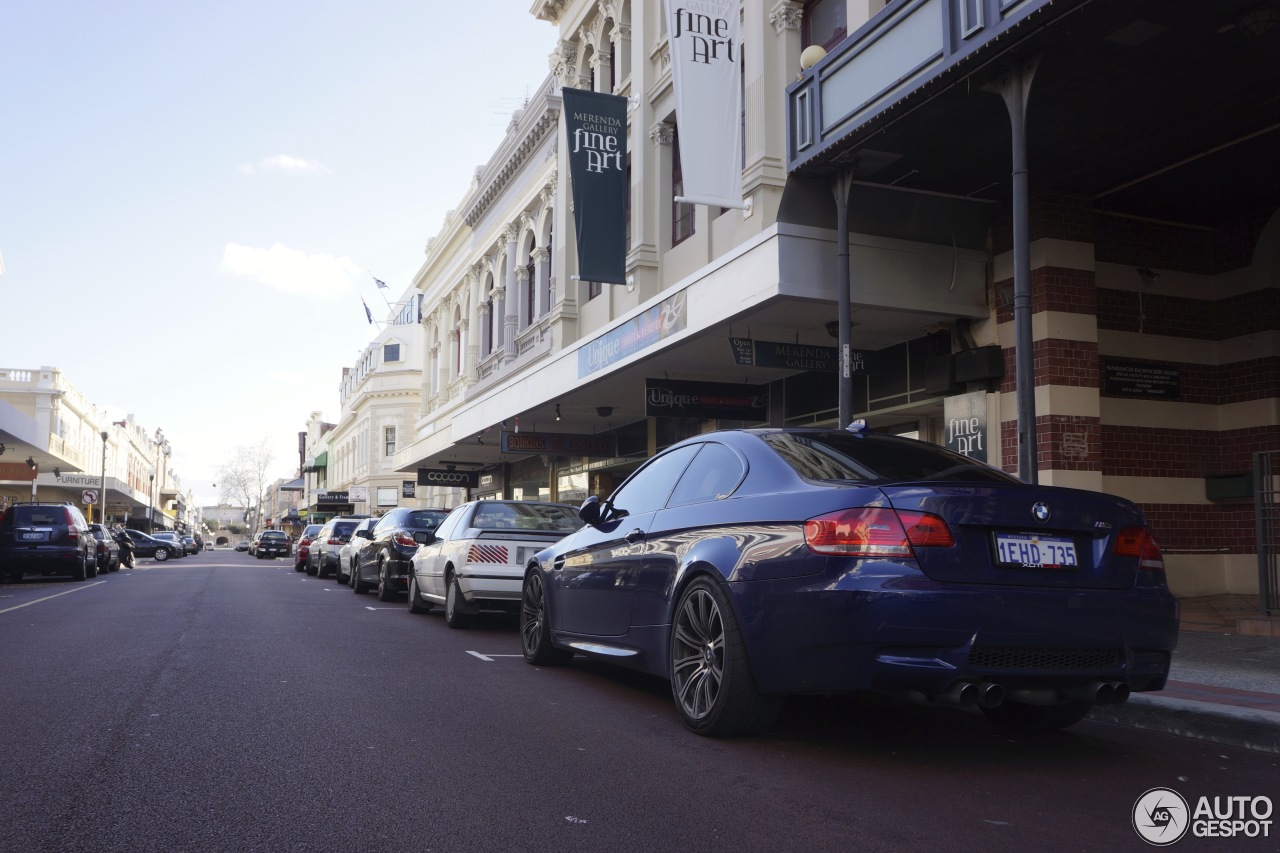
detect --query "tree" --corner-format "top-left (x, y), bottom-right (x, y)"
top-left (217, 437), bottom-right (276, 541)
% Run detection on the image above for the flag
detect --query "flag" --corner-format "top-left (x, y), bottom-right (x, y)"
top-left (562, 87), bottom-right (628, 284)
top-left (373, 276), bottom-right (388, 289)
top-left (665, 0), bottom-right (742, 207)
top-left (361, 296), bottom-right (373, 324)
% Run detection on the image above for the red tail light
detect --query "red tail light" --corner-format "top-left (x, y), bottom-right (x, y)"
top-left (804, 507), bottom-right (953, 556)
top-left (394, 532), bottom-right (417, 547)
top-left (63, 509), bottom-right (79, 542)
top-left (327, 538), bottom-right (340, 545)
top-left (1115, 526), bottom-right (1165, 572)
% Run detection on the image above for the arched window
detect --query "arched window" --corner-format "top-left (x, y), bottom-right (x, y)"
top-left (525, 236), bottom-right (537, 327)
top-left (803, 0), bottom-right (847, 51)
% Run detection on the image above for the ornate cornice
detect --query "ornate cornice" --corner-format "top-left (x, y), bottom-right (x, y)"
top-left (462, 77), bottom-right (561, 229)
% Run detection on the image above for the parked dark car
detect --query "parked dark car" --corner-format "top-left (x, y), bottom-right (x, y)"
top-left (87, 523), bottom-right (121, 573)
top-left (351, 508), bottom-right (448, 600)
top-left (0, 502), bottom-right (98, 582)
top-left (308, 516), bottom-right (369, 579)
top-left (150, 531), bottom-right (186, 558)
top-left (122, 528), bottom-right (180, 561)
top-left (520, 427), bottom-right (1179, 737)
top-left (234, 540), bottom-right (250, 552)
top-left (181, 535), bottom-right (198, 555)
top-left (254, 530), bottom-right (290, 560)
top-left (294, 523), bottom-right (323, 572)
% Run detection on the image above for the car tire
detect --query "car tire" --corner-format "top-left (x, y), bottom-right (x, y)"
top-left (408, 576), bottom-right (432, 614)
top-left (979, 700), bottom-right (1093, 732)
top-left (521, 570), bottom-right (572, 665)
top-left (444, 574), bottom-right (472, 629)
top-left (352, 567), bottom-right (371, 595)
top-left (669, 575), bottom-right (781, 737)
top-left (85, 555), bottom-right (98, 579)
top-left (155, 547), bottom-right (170, 562)
top-left (376, 559), bottom-right (397, 602)
top-left (294, 560), bottom-right (305, 573)
top-left (305, 557), bottom-right (318, 577)
top-left (348, 559), bottom-right (357, 588)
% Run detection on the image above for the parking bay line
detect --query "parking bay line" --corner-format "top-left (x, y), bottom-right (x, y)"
top-left (467, 652), bottom-right (524, 662)
top-left (0, 581), bottom-right (107, 615)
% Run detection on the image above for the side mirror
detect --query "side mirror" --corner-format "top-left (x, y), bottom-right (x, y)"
top-left (412, 530), bottom-right (435, 545)
top-left (578, 496), bottom-right (602, 526)
top-left (357, 529), bottom-right (373, 539)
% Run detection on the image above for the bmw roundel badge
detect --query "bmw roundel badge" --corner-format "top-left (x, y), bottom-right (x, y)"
top-left (1032, 502), bottom-right (1051, 522)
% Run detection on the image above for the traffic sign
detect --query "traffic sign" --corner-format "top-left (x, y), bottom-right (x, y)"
top-left (82, 489), bottom-right (99, 505)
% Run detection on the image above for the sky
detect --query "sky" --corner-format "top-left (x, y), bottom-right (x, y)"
top-left (1, 1), bottom-right (559, 507)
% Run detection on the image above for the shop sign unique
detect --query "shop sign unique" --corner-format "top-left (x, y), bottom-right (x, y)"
top-left (500, 431), bottom-right (617, 458)
top-left (728, 337), bottom-right (876, 374)
top-left (417, 468), bottom-right (481, 488)
top-left (402, 480), bottom-right (416, 498)
top-left (578, 292), bottom-right (687, 377)
top-left (1103, 360), bottom-right (1181, 400)
top-left (645, 378), bottom-right (768, 421)
top-left (315, 490), bottom-right (350, 506)
top-left (944, 390), bottom-right (988, 463)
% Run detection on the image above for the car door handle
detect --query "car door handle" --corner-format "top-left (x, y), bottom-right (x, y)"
top-left (625, 528), bottom-right (645, 544)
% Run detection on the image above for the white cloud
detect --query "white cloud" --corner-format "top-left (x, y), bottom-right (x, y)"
top-left (237, 155), bottom-right (331, 176)
top-left (219, 243), bottom-right (363, 297)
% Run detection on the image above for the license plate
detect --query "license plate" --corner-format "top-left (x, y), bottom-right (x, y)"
top-left (995, 533), bottom-right (1077, 568)
top-left (21, 532), bottom-right (46, 541)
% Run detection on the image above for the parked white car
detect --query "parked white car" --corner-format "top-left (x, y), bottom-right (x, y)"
top-left (337, 518), bottom-right (376, 584)
top-left (408, 500), bottom-right (583, 628)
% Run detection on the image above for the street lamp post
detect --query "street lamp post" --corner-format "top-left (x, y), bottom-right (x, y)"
top-left (99, 430), bottom-right (109, 526)
top-left (149, 473), bottom-right (156, 532)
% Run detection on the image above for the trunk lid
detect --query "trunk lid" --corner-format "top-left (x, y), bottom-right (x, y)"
top-left (880, 483), bottom-right (1148, 589)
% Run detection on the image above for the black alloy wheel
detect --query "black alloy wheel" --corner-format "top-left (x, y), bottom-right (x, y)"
top-left (520, 571), bottom-right (572, 665)
top-left (376, 558), bottom-right (397, 602)
top-left (669, 576), bottom-right (780, 737)
top-left (352, 563), bottom-right (371, 594)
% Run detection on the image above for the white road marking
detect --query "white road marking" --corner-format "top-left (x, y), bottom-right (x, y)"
top-left (364, 606), bottom-right (399, 611)
top-left (465, 652), bottom-right (523, 662)
top-left (468, 651), bottom-right (494, 661)
top-left (0, 581), bottom-right (107, 615)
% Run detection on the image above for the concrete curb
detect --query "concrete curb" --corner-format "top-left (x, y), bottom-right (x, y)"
top-left (1089, 693), bottom-right (1280, 754)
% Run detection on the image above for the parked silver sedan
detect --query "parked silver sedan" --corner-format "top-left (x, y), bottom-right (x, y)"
top-left (408, 500), bottom-right (582, 628)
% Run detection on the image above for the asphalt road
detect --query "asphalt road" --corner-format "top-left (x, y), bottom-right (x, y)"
top-left (2, 551), bottom-right (1277, 852)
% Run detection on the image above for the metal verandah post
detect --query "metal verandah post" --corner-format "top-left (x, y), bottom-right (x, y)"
top-left (833, 168), bottom-right (855, 428)
top-left (996, 60), bottom-right (1040, 484)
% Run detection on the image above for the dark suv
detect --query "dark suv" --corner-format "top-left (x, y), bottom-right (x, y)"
top-left (0, 502), bottom-right (97, 582)
top-left (254, 530), bottom-right (290, 560)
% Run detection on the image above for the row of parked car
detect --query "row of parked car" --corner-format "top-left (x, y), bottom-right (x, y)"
top-left (242, 426), bottom-right (1182, 738)
top-left (0, 501), bottom-right (204, 582)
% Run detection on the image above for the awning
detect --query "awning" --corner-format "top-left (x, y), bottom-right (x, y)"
top-left (302, 451), bottom-right (327, 474)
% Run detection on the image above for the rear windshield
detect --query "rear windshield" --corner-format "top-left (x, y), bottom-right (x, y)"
top-left (261, 531), bottom-right (287, 539)
top-left (9, 507), bottom-right (69, 526)
top-left (471, 502), bottom-right (584, 532)
top-left (760, 432), bottom-right (1018, 484)
top-left (403, 511), bottom-right (446, 530)
top-left (332, 522), bottom-right (359, 537)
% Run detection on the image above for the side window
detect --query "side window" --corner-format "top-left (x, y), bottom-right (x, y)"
top-left (608, 444), bottom-right (702, 517)
top-left (434, 507), bottom-right (466, 541)
top-left (667, 443), bottom-right (746, 508)
top-left (373, 514), bottom-right (396, 533)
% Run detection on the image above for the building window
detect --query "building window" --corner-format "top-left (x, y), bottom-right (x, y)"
top-left (525, 240), bottom-right (536, 326)
top-left (588, 281), bottom-right (602, 300)
top-left (384, 343), bottom-right (401, 362)
top-left (384, 426), bottom-right (396, 457)
top-left (672, 130), bottom-right (694, 246)
top-left (803, 0), bottom-right (847, 51)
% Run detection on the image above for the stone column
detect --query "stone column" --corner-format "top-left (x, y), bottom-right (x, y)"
top-left (532, 246), bottom-right (550, 318)
top-left (503, 224), bottom-right (519, 359)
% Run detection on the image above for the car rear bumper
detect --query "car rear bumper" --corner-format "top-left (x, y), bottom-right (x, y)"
top-left (731, 567), bottom-right (1179, 696)
top-left (1, 548), bottom-right (88, 574)
top-left (458, 569), bottom-right (522, 601)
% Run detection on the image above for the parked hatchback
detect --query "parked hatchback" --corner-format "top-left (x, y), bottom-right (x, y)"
top-left (87, 523), bottom-right (121, 573)
top-left (121, 529), bottom-right (181, 561)
top-left (352, 508), bottom-right (449, 600)
top-left (150, 531), bottom-right (186, 558)
top-left (294, 523), bottom-right (323, 572)
top-left (0, 502), bottom-right (97, 582)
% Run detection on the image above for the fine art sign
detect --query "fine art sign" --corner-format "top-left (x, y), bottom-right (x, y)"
top-left (943, 390), bottom-right (988, 463)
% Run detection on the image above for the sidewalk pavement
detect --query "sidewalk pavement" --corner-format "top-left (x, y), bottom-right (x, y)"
top-left (1088, 594), bottom-right (1280, 753)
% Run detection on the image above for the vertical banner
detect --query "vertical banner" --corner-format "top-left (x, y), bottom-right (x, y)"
top-left (944, 390), bottom-right (989, 463)
top-left (562, 87), bottom-right (628, 284)
top-left (665, 0), bottom-right (742, 207)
